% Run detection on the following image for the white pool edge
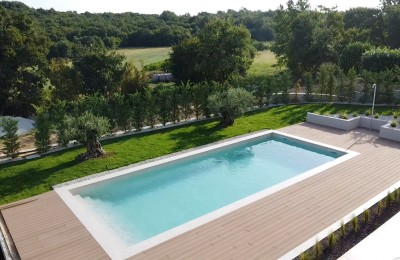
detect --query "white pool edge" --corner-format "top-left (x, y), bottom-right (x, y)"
top-left (54, 130), bottom-right (359, 260)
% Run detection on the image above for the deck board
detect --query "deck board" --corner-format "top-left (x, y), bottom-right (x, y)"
top-left (2, 123), bottom-right (400, 259)
top-left (0, 192), bottom-right (109, 260)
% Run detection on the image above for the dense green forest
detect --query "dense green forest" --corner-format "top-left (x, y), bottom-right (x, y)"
top-left (0, 1), bottom-right (275, 50)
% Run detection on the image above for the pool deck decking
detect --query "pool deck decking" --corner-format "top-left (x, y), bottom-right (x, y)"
top-left (2, 123), bottom-right (400, 259)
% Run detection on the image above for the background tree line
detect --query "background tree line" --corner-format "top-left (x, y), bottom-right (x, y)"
top-left (272, 0), bottom-right (400, 78)
top-left (0, 1), bottom-right (275, 51)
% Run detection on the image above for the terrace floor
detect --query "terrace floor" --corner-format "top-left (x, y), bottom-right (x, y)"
top-left (2, 123), bottom-right (400, 259)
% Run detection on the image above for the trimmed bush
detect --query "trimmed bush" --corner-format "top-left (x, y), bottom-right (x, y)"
top-left (339, 42), bottom-right (372, 73)
top-left (362, 47), bottom-right (400, 72)
top-left (0, 118), bottom-right (20, 159)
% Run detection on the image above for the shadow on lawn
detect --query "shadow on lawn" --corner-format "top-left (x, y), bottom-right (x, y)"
top-left (169, 122), bottom-right (227, 151)
top-left (0, 159), bottom-right (79, 203)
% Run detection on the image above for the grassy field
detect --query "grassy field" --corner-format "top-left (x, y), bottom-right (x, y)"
top-left (116, 47), bottom-right (171, 67)
top-left (0, 104), bottom-right (395, 205)
top-left (115, 47), bottom-right (279, 76)
top-left (248, 50), bottom-right (281, 76)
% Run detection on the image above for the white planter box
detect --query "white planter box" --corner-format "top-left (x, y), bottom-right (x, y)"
top-left (306, 112), bottom-right (360, 131)
top-left (379, 123), bottom-right (400, 142)
top-left (307, 112), bottom-right (400, 142)
top-left (359, 116), bottom-right (388, 131)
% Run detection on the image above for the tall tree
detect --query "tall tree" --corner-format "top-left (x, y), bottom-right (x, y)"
top-left (385, 5), bottom-right (400, 49)
top-left (170, 18), bottom-right (254, 83)
top-left (0, 6), bottom-right (50, 116)
top-left (73, 50), bottom-right (125, 96)
top-left (34, 106), bottom-right (52, 153)
top-left (347, 67), bottom-right (357, 103)
top-left (120, 61), bottom-right (148, 94)
top-left (272, 2), bottom-right (345, 78)
top-left (48, 58), bottom-right (83, 101)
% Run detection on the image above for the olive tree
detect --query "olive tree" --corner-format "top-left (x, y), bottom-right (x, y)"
top-left (67, 111), bottom-right (110, 161)
top-left (208, 88), bottom-right (255, 127)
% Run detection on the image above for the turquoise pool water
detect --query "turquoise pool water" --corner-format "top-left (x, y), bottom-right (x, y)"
top-left (77, 134), bottom-right (344, 246)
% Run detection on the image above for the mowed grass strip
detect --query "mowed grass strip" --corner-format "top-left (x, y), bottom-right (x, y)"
top-left (0, 104), bottom-right (394, 205)
top-left (115, 47), bottom-right (171, 67)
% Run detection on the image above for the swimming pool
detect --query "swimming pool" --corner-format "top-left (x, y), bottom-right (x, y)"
top-left (55, 130), bottom-right (358, 259)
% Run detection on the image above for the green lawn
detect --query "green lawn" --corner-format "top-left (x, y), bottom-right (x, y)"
top-left (115, 47), bottom-right (171, 67)
top-left (0, 104), bottom-right (395, 205)
top-left (248, 50), bottom-right (282, 76)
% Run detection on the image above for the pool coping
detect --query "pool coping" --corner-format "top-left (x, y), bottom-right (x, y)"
top-left (54, 130), bottom-right (359, 260)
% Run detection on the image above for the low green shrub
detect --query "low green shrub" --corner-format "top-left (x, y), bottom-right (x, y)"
top-left (391, 121), bottom-right (397, 127)
top-left (365, 109), bottom-right (371, 116)
top-left (299, 251), bottom-right (310, 260)
top-left (339, 112), bottom-right (348, 120)
top-left (351, 215), bottom-right (359, 232)
top-left (377, 201), bottom-right (383, 216)
top-left (386, 190), bottom-right (395, 206)
top-left (340, 221), bottom-right (346, 237)
top-left (374, 113), bottom-right (379, 119)
top-left (315, 239), bottom-right (322, 258)
top-left (352, 112), bottom-right (358, 117)
top-left (363, 209), bottom-right (370, 223)
top-left (328, 231), bottom-right (338, 248)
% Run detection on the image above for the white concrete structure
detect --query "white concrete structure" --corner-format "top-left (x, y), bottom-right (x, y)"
top-left (306, 113), bottom-right (360, 131)
top-left (339, 211), bottom-right (400, 260)
top-left (0, 116), bottom-right (34, 137)
top-left (307, 112), bottom-right (399, 140)
top-left (379, 123), bottom-right (400, 142)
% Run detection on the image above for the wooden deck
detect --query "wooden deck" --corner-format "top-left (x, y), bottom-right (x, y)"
top-left (2, 123), bottom-right (400, 260)
top-left (0, 192), bottom-right (108, 259)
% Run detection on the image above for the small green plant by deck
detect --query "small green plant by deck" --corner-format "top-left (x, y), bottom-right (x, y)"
top-left (364, 209), bottom-right (371, 223)
top-left (391, 121), bottom-right (397, 127)
top-left (374, 113), bottom-right (379, 119)
top-left (377, 201), bottom-right (383, 216)
top-left (386, 191), bottom-right (395, 207)
top-left (299, 251), bottom-right (310, 260)
top-left (352, 112), bottom-right (358, 117)
top-left (351, 215), bottom-right (359, 232)
top-left (315, 239), bottom-right (322, 258)
top-left (365, 109), bottom-right (371, 116)
top-left (328, 231), bottom-right (338, 248)
top-left (340, 221), bottom-right (346, 237)
top-left (0, 118), bottom-right (20, 159)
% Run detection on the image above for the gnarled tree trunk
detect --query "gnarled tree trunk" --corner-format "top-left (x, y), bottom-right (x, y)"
top-left (220, 111), bottom-right (235, 127)
top-left (76, 129), bottom-right (106, 161)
